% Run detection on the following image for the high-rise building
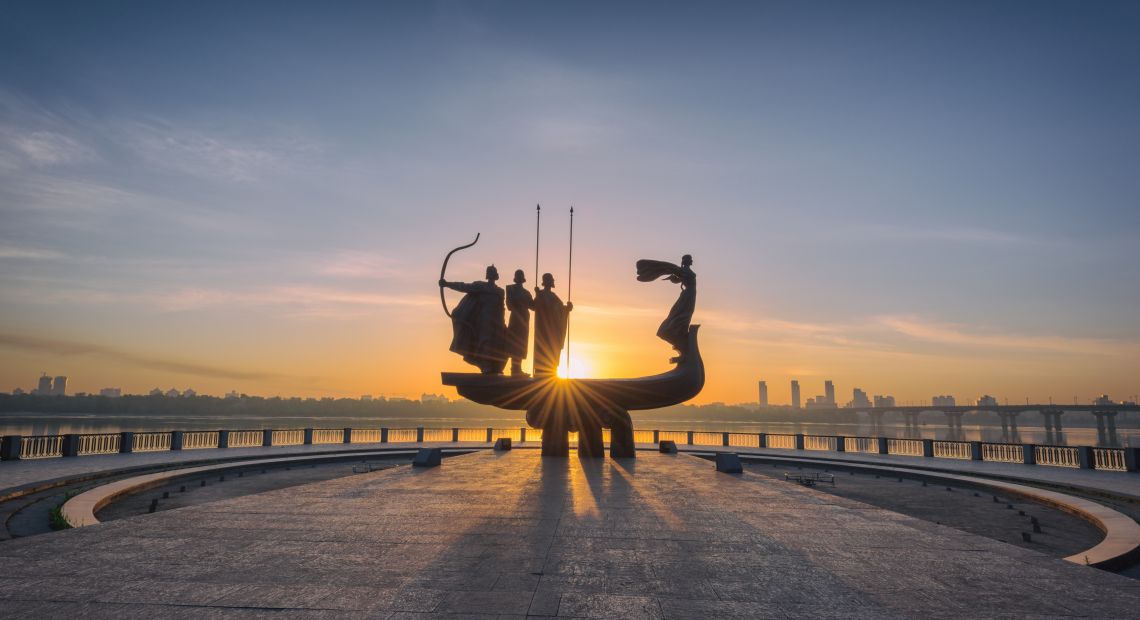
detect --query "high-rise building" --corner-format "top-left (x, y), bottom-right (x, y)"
top-left (874, 395), bottom-right (896, 407)
top-left (791, 380), bottom-right (801, 409)
top-left (51, 376), bottom-right (67, 396)
top-left (99, 387), bottom-right (122, 398)
top-left (977, 395), bottom-right (998, 407)
top-left (932, 395), bottom-right (956, 407)
top-left (36, 374), bottom-right (52, 395)
top-left (824, 380), bottom-right (835, 406)
top-left (848, 388), bottom-right (871, 408)
top-left (758, 380), bottom-right (768, 407)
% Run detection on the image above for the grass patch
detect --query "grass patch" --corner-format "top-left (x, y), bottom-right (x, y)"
top-left (48, 490), bottom-right (79, 530)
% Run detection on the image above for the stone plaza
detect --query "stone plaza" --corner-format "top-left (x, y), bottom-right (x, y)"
top-left (1, 449), bottom-right (1138, 618)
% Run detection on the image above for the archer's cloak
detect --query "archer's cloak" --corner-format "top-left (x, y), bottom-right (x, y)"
top-left (448, 281), bottom-right (506, 369)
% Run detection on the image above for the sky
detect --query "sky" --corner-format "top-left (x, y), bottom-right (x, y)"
top-left (1, 1), bottom-right (1138, 405)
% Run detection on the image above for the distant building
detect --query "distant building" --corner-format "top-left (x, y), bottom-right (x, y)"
top-left (932, 395), bottom-right (956, 407)
top-left (50, 376), bottom-right (67, 396)
top-left (99, 387), bottom-right (122, 398)
top-left (225, 390), bottom-right (240, 400)
top-left (361, 395), bottom-right (373, 401)
top-left (182, 388), bottom-right (196, 398)
top-left (847, 388), bottom-right (871, 409)
top-left (149, 388), bottom-right (164, 396)
top-left (873, 395), bottom-right (896, 408)
top-left (36, 374), bottom-right (53, 395)
top-left (12, 387), bottom-right (25, 396)
top-left (421, 393), bottom-right (449, 403)
top-left (976, 395), bottom-right (998, 407)
top-left (1094, 394), bottom-right (1115, 406)
top-left (791, 380), bottom-right (801, 409)
top-left (824, 380), bottom-right (835, 406)
top-left (758, 381), bottom-right (768, 407)
top-left (164, 388), bottom-right (181, 398)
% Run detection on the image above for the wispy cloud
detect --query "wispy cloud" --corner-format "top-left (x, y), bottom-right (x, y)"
top-left (0, 245), bottom-right (67, 260)
top-left (875, 315), bottom-right (1138, 357)
top-left (0, 333), bottom-right (288, 382)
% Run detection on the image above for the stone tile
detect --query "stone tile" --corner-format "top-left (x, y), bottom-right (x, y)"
top-left (557, 592), bottom-right (663, 618)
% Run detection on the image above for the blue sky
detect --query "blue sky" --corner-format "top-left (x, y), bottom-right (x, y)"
top-left (1, 1), bottom-right (1138, 403)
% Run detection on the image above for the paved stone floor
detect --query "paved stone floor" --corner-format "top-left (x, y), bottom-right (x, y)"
top-left (1, 450), bottom-right (1139, 618)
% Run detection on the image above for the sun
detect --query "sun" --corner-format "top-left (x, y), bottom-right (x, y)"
top-left (556, 354), bottom-right (592, 379)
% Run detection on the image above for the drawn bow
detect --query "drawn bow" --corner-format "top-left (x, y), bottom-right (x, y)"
top-left (439, 233), bottom-right (480, 318)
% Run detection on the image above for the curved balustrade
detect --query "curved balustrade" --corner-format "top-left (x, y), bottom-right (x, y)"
top-left (228, 430), bottom-right (263, 448)
top-left (183, 431), bottom-right (219, 449)
top-left (767, 434), bottom-right (796, 450)
top-left (844, 437), bottom-right (878, 453)
top-left (982, 443), bottom-right (1023, 464)
top-left (0, 426), bottom-right (1135, 473)
top-left (933, 441), bottom-right (972, 460)
top-left (19, 435), bottom-right (63, 459)
top-left (78, 433), bottom-right (120, 455)
top-left (804, 435), bottom-right (837, 451)
top-left (133, 432), bottom-right (172, 452)
top-left (887, 439), bottom-right (924, 456)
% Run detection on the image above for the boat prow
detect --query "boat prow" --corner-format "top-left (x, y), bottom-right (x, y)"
top-left (441, 325), bottom-right (704, 411)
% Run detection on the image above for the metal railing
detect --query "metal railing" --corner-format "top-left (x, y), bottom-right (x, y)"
top-left (844, 437), bottom-right (878, 453)
top-left (228, 430), bottom-right (263, 448)
top-left (133, 432), bottom-right (172, 452)
top-left (692, 432), bottom-right (722, 446)
top-left (728, 433), bottom-right (760, 448)
top-left (20, 435), bottom-right (63, 459)
top-left (933, 441), bottom-right (972, 460)
top-left (272, 430), bottom-right (304, 446)
top-left (183, 431), bottom-right (219, 449)
top-left (1036, 445), bottom-right (1080, 468)
top-left (78, 433), bottom-right (120, 455)
top-left (767, 434), bottom-right (796, 450)
top-left (313, 429), bottom-right (343, 444)
top-left (982, 443), bottom-right (1023, 464)
top-left (888, 439), bottom-right (924, 456)
top-left (804, 435), bottom-right (836, 451)
top-left (350, 429), bottom-right (381, 443)
top-left (658, 431), bottom-right (688, 444)
top-left (0, 425), bottom-right (1133, 473)
top-left (1094, 448), bottom-right (1127, 472)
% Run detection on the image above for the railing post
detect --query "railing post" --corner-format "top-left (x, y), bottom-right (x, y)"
top-left (970, 441), bottom-right (983, 461)
top-left (416, 427), bottom-right (425, 443)
top-left (381, 427), bottom-right (389, 443)
top-left (835, 436), bottom-right (845, 452)
top-left (171, 430), bottom-right (184, 451)
top-left (62, 434), bottom-right (80, 457)
top-left (722, 432), bottom-right (730, 447)
top-left (303, 428), bottom-right (313, 445)
top-left (218, 430), bottom-right (229, 449)
top-left (1078, 446), bottom-right (1094, 469)
top-left (687, 431), bottom-right (694, 446)
top-left (520, 427), bottom-right (527, 443)
top-left (343, 427), bottom-right (352, 444)
top-left (652, 430), bottom-right (660, 443)
top-left (452, 427), bottom-right (460, 442)
top-left (795, 434), bottom-right (805, 450)
top-left (120, 431), bottom-right (135, 454)
top-left (486, 427), bottom-right (493, 443)
top-left (1, 435), bottom-right (21, 460)
top-left (876, 437), bottom-right (888, 454)
top-left (263, 429), bottom-right (273, 447)
top-left (922, 439), bottom-right (934, 458)
top-left (758, 432), bottom-right (766, 448)
top-left (1125, 447), bottom-right (1140, 472)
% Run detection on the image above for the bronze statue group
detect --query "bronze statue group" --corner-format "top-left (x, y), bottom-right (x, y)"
top-left (439, 254), bottom-right (696, 376)
top-left (440, 267), bottom-right (572, 376)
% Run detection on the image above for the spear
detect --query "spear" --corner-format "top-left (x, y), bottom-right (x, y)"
top-left (534, 204), bottom-right (541, 289)
top-left (566, 206), bottom-right (574, 375)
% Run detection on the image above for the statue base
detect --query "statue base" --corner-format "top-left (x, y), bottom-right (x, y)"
top-left (441, 326), bottom-right (705, 461)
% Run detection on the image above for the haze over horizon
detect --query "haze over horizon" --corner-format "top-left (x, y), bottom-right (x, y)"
top-left (2, 2), bottom-right (1138, 405)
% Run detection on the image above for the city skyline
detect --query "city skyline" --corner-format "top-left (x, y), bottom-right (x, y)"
top-left (2, 3), bottom-right (1139, 403)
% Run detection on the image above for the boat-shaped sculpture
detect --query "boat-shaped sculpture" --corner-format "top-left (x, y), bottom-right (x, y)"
top-left (442, 325), bottom-right (704, 457)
